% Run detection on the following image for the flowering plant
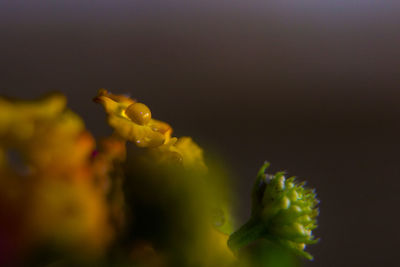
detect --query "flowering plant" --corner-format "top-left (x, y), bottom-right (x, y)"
top-left (0, 90), bottom-right (319, 266)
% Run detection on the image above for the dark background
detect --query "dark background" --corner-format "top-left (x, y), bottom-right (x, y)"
top-left (1, 1), bottom-right (399, 266)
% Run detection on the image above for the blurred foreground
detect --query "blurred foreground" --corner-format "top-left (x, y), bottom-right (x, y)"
top-left (0, 91), bottom-right (318, 266)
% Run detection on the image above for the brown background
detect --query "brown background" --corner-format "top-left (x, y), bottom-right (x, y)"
top-left (1, 1), bottom-right (400, 266)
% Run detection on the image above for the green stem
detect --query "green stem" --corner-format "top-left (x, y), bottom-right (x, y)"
top-left (227, 219), bottom-right (266, 252)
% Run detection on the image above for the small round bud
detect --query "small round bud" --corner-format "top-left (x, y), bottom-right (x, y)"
top-left (286, 182), bottom-right (294, 189)
top-left (283, 223), bottom-right (305, 237)
top-left (276, 175), bottom-right (285, 190)
top-left (280, 196), bottom-right (291, 209)
top-left (288, 205), bottom-right (302, 214)
top-left (288, 190), bottom-right (299, 201)
top-left (298, 215), bottom-right (312, 224)
top-left (125, 103), bottom-right (151, 125)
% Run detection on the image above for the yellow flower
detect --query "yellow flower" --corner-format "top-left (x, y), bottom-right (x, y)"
top-left (25, 178), bottom-right (112, 255)
top-left (0, 93), bottom-right (92, 174)
top-left (94, 89), bottom-right (172, 148)
top-left (26, 112), bottom-right (92, 174)
top-left (0, 93), bottom-right (66, 144)
top-left (0, 93), bottom-right (114, 258)
top-left (94, 89), bottom-right (207, 170)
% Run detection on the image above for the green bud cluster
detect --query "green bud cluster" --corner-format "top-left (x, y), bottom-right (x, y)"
top-left (228, 162), bottom-right (319, 260)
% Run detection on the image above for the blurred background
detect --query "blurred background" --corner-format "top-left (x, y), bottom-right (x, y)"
top-left (1, 1), bottom-right (399, 266)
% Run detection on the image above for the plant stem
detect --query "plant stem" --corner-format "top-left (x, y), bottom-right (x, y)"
top-left (227, 219), bottom-right (266, 252)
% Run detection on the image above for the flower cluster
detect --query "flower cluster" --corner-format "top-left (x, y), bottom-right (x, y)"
top-left (0, 90), bottom-right (319, 266)
top-left (0, 94), bottom-right (117, 265)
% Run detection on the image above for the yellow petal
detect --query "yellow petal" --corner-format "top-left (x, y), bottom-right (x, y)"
top-left (94, 95), bottom-right (128, 118)
top-left (96, 88), bottom-right (135, 106)
top-left (148, 119), bottom-right (172, 140)
top-left (108, 116), bottom-right (165, 148)
top-left (95, 90), bottom-right (171, 148)
top-left (0, 94), bottom-right (66, 142)
top-left (175, 137), bottom-right (207, 170)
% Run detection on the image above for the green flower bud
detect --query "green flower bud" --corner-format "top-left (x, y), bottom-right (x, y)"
top-left (228, 162), bottom-right (319, 260)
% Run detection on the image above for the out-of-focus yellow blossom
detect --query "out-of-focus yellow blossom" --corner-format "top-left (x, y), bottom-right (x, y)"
top-left (94, 89), bottom-right (206, 170)
top-left (92, 136), bottom-right (127, 231)
top-left (0, 94), bottom-right (66, 144)
top-left (25, 178), bottom-right (112, 254)
top-left (0, 94), bottom-right (114, 263)
top-left (0, 94), bottom-right (92, 176)
top-left (191, 227), bottom-right (236, 266)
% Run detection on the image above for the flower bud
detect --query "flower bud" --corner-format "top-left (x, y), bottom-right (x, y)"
top-left (228, 162), bottom-right (319, 260)
top-left (258, 163), bottom-right (318, 259)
